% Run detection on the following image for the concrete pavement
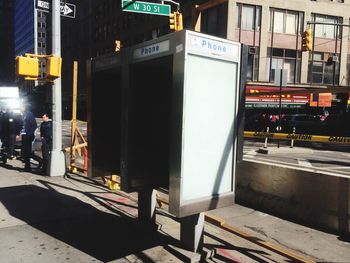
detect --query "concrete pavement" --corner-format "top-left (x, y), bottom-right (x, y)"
top-left (0, 159), bottom-right (349, 262)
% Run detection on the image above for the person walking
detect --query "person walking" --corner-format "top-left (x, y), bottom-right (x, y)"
top-left (0, 108), bottom-right (22, 161)
top-left (22, 108), bottom-right (37, 172)
top-left (40, 113), bottom-right (52, 175)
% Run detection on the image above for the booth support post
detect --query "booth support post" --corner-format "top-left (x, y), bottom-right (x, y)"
top-left (180, 212), bottom-right (205, 252)
top-left (138, 188), bottom-right (157, 228)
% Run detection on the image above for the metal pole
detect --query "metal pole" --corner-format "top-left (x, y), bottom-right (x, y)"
top-left (290, 127), bottom-right (296, 148)
top-left (264, 126), bottom-right (269, 148)
top-left (310, 22), bottom-right (315, 85)
top-left (50, 0), bottom-right (66, 176)
top-left (277, 69), bottom-right (283, 148)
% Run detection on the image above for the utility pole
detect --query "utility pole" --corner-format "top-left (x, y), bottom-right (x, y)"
top-left (50, 0), bottom-right (66, 176)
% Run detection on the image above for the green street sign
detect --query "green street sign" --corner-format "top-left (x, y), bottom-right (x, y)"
top-left (122, 0), bottom-right (171, 16)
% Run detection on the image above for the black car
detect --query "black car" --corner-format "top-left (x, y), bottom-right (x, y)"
top-left (280, 114), bottom-right (323, 134)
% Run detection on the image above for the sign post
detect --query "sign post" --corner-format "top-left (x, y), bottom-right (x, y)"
top-left (49, 0), bottom-right (66, 176)
top-left (36, 0), bottom-right (76, 18)
top-left (275, 69), bottom-right (288, 148)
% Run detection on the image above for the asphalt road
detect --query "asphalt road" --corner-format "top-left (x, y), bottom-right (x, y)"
top-left (243, 139), bottom-right (350, 176)
top-left (59, 120), bottom-right (350, 177)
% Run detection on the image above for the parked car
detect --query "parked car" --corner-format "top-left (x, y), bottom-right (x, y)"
top-left (280, 114), bottom-right (323, 134)
top-left (322, 114), bottom-right (350, 136)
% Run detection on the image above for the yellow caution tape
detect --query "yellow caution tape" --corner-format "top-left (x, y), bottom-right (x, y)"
top-left (244, 131), bottom-right (350, 144)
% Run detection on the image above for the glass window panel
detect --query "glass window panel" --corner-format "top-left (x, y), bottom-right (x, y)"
top-left (270, 69), bottom-right (276, 82)
top-left (295, 60), bottom-right (301, 83)
top-left (285, 49), bottom-right (297, 58)
top-left (272, 58), bottom-right (283, 69)
top-left (284, 59), bottom-right (295, 83)
top-left (314, 15), bottom-right (324, 37)
top-left (313, 52), bottom-right (323, 60)
top-left (334, 63), bottom-right (340, 83)
top-left (255, 6), bottom-right (261, 30)
top-left (247, 54), bottom-right (254, 80)
top-left (266, 57), bottom-right (271, 80)
top-left (285, 13), bottom-right (297, 34)
top-left (267, 47), bottom-right (271, 57)
top-left (324, 17), bottom-right (335, 38)
top-left (253, 51), bottom-right (259, 81)
top-left (299, 12), bottom-right (304, 34)
top-left (236, 4), bottom-right (240, 28)
top-left (273, 11), bottom-right (284, 33)
top-left (323, 72), bottom-right (333, 84)
top-left (272, 48), bottom-right (283, 57)
top-left (242, 6), bottom-right (254, 30)
top-left (312, 73), bottom-right (323, 83)
top-left (313, 61), bottom-right (323, 73)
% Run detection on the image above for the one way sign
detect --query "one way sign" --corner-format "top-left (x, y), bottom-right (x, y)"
top-left (36, 0), bottom-right (76, 18)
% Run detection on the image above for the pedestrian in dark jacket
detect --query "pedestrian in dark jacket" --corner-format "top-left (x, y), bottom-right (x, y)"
top-left (22, 109), bottom-right (37, 171)
top-left (40, 113), bottom-right (52, 175)
top-left (0, 109), bottom-right (22, 159)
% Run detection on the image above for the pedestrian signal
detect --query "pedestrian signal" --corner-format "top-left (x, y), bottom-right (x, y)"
top-left (16, 56), bottom-right (39, 78)
top-left (302, 29), bottom-right (312, 52)
top-left (46, 56), bottom-right (62, 78)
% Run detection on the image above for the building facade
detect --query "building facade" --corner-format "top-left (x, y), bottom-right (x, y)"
top-left (216, 0), bottom-right (350, 87)
top-left (0, 0), bottom-right (15, 85)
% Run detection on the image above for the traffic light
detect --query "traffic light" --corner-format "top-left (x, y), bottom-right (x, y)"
top-left (169, 12), bottom-right (177, 31)
top-left (169, 11), bottom-right (183, 31)
top-left (115, 40), bottom-right (121, 52)
top-left (302, 28), bottom-right (312, 52)
top-left (176, 12), bottom-right (183, 31)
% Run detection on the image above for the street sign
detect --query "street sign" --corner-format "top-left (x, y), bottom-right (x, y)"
top-left (36, 0), bottom-right (76, 18)
top-left (122, 0), bottom-right (171, 16)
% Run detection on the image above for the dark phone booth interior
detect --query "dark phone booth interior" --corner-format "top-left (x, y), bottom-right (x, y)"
top-left (127, 56), bottom-right (173, 189)
top-left (89, 54), bottom-right (122, 177)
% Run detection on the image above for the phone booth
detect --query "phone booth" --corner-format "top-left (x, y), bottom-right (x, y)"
top-left (122, 30), bottom-right (245, 218)
top-left (89, 30), bottom-right (246, 252)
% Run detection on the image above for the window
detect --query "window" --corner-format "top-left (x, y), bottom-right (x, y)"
top-left (38, 32), bottom-right (46, 38)
top-left (266, 48), bottom-right (301, 83)
top-left (311, 14), bottom-right (342, 39)
top-left (201, 2), bottom-right (228, 38)
top-left (308, 52), bottom-right (340, 84)
top-left (237, 4), bottom-right (261, 31)
top-left (247, 47), bottom-right (259, 81)
top-left (269, 9), bottom-right (303, 35)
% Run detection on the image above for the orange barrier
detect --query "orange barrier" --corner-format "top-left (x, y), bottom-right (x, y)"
top-left (83, 147), bottom-right (88, 175)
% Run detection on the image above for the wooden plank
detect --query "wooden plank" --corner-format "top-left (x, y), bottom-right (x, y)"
top-left (71, 61), bottom-right (78, 160)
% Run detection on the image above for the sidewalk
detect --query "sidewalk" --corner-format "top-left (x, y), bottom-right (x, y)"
top-left (0, 160), bottom-right (349, 263)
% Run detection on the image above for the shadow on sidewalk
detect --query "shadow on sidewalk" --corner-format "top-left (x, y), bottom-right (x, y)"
top-left (0, 183), bottom-right (179, 262)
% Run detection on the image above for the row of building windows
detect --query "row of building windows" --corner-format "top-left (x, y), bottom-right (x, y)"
top-left (237, 4), bottom-right (342, 39)
top-left (246, 46), bottom-right (340, 85)
top-left (234, 3), bottom-right (345, 85)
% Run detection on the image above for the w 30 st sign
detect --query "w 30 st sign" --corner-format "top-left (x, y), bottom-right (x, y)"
top-left (122, 0), bottom-right (170, 16)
